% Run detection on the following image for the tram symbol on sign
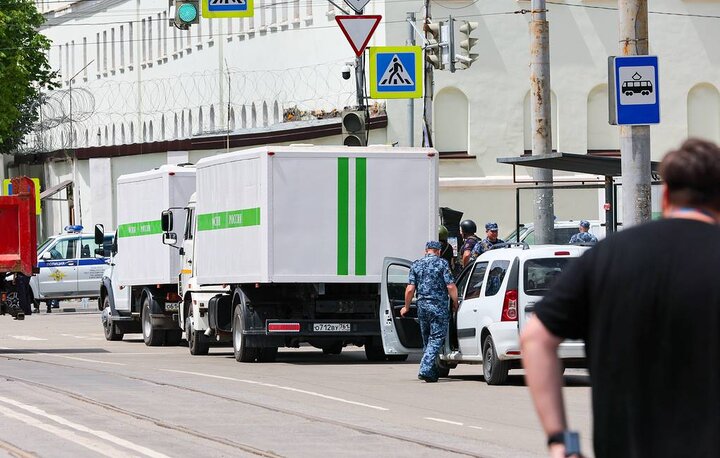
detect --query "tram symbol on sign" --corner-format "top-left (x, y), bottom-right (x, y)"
top-left (380, 55), bottom-right (414, 86)
top-left (210, 0), bottom-right (246, 5)
top-left (622, 72), bottom-right (653, 97)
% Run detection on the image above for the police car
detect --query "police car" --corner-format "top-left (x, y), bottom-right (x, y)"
top-left (379, 244), bottom-right (588, 385)
top-left (29, 225), bottom-right (114, 308)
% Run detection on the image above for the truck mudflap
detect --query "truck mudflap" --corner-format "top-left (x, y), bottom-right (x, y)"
top-left (261, 319), bottom-right (380, 337)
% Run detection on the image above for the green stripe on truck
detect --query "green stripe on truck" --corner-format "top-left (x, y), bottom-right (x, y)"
top-left (355, 158), bottom-right (367, 276)
top-left (118, 220), bottom-right (163, 238)
top-left (197, 207), bottom-right (261, 231)
top-left (337, 158), bottom-right (349, 275)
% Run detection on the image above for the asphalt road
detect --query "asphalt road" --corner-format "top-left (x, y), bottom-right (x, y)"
top-left (0, 310), bottom-right (593, 457)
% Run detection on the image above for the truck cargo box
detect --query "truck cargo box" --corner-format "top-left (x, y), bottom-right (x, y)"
top-left (116, 165), bottom-right (195, 286)
top-left (194, 146), bottom-right (438, 284)
top-left (0, 177), bottom-right (37, 276)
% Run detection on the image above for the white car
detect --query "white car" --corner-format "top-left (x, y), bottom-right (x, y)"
top-left (379, 244), bottom-right (589, 385)
top-left (505, 220), bottom-right (605, 245)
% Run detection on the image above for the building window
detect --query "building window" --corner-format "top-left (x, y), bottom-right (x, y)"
top-left (148, 16), bottom-right (153, 61)
top-left (128, 22), bottom-right (134, 66)
top-left (141, 19), bottom-right (146, 62)
top-left (82, 37), bottom-right (88, 77)
top-left (157, 13), bottom-right (163, 58)
top-left (65, 42), bottom-right (69, 83)
top-left (119, 26), bottom-right (125, 67)
top-left (293, 0), bottom-right (300, 21)
top-left (260, 0), bottom-right (267, 31)
top-left (110, 28), bottom-right (115, 70)
top-left (57, 44), bottom-right (63, 82)
top-left (688, 83), bottom-right (720, 143)
top-left (587, 85), bottom-right (619, 151)
top-left (95, 33), bottom-right (100, 75)
top-left (306, 0), bottom-right (312, 18)
top-left (70, 40), bottom-right (75, 78)
top-left (209, 105), bottom-right (215, 131)
top-left (434, 88), bottom-right (470, 156)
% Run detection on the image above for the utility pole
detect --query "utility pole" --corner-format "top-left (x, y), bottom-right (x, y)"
top-left (355, 8), bottom-right (365, 110)
top-left (619, 0), bottom-right (651, 227)
top-left (406, 11), bottom-right (416, 147)
top-left (529, 0), bottom-right (554, 244)
top-left (422, 0), bottom-right (433, 147)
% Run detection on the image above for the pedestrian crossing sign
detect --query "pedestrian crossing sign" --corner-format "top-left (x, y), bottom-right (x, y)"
top-left (369, 46), bottom-right (423, 99)
top-left (202, 0), bottom-right (253, 18)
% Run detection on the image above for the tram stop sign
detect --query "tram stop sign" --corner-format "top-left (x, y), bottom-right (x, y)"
top-left (609, 55), bottom-right (660, 125)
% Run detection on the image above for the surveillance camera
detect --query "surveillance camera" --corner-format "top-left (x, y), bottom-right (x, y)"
top-left (342, 65), bottom-right (352, 80)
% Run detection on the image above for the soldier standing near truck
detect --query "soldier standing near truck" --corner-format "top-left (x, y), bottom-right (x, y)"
top-left (401, 241), bottom-right (458, 382)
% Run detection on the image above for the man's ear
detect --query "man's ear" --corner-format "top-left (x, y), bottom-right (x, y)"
top-left (661, 185), bottom-right (670, 216)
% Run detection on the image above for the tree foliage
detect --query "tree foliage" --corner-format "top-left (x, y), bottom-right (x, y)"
top-left (0, 0), bottom-right (56, 154)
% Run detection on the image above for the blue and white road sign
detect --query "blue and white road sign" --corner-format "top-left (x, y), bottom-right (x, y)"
top-left (369, 46), bottom-right (423, 99)
top-left (202, 0), bottom-right (253, 18)
top-left (609, 55), bottom-right (660, 125)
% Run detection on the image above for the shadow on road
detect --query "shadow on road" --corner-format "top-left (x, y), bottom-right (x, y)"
top-left (447, 372), bottom-right (591, 387)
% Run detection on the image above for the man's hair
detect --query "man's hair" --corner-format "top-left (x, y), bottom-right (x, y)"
top-left (660, 138), bottom-right (720, 212)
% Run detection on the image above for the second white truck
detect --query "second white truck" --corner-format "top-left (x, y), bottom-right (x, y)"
top-left (161, 145), bottom-right (439, 361)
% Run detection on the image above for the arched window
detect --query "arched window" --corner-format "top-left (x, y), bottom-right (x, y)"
top-left (229, 107), bottom-right (236, 131)
top-left (273, 101), bottom-right (280, 124)
top-left (262, 102), bottom-right (268, 127)
top-left (198, 107), bottom-right (204, 134)
top-left (241, 106), bottom-right (247, 128)
top-left (142, 122), bottom-right (147, 142)
top-left (688, 83), bottom-right (720, 143)
top-left (188, 110), bottom-right (194, 136)
top-left (523, 90), bottom-right (558, 151)
top-left (160, 116), bottom-right (165, 140)
top-left (97, 128), bottom-right (102, 146)
top-left (174, 114), bottom-right (178, 139)
top-left (104, 126), bottom-right (109, 144)
top-left (209, 105), bottom-right (216, 131)
top-left (434, 87), bottom-right (469, 154)
top-left (112, 124), bottom-right (116, 144)
top-left (120, 125), bottom-right (125, 144)
top-left (85, 129), bottom-right (90, 146)
top-left (130, 122), bottom-right (134, 142)
top-left (148, 121), bottom-right (154, 142)
top-left (181, 112), bottom-right (185, 138)
top-left (587, 85), bottom-right (619, 151)
top-left (251, 103), bottom-right (257, 128)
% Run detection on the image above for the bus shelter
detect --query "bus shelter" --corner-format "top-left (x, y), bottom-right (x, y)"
top-left (496, 152), bottom-right (661, 236)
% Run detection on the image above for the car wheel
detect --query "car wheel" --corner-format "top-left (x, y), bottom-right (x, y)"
top-left (142, 295), bottom-right (165, 347)
top-left (102, 296), bottom-right (123, 341)
top-left (186, 307), bottom-right (209, 355)
top-left (233, 303), bottom-right (258, 362)
top-left (482, 335), bottom-right (510, 385)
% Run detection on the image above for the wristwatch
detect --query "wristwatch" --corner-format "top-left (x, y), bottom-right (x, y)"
top-left (547, 432), bottom-right (565, 446)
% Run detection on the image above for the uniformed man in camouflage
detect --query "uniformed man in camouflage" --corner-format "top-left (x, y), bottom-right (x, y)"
top-left (471, 222), bottom-right (505, 260)
top-left (401, 241), bottom-right (459, 382)
top-left (569, 220), bottom-right (598, 244)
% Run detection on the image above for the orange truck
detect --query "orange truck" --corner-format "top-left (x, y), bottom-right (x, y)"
top-left (0, 177), bottom-right (38, 319)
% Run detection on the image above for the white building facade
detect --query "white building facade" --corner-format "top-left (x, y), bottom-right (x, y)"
top-left (7, 0), bottom-right (720, 239)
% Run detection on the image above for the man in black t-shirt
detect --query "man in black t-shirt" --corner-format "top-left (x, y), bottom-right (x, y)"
top-left (521, 138), bottom-right (720, 458)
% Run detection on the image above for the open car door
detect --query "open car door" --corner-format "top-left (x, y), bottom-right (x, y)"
top-left (379, 257), bottom-right (423, 357)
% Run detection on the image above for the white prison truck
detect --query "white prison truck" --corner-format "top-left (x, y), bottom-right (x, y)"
top-left (161, 145), bottom-right (438, 361)
top-left (96, 164), bottom-right (196, 346)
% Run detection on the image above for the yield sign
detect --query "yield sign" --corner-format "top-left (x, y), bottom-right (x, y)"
top-left (336, 15), bottom-right (382, 57)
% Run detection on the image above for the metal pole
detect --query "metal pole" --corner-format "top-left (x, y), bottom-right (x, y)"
top-left (355, 8), bottom-right (365, 111)
top-left (529, 0), bottom-right (554, 244)
top-left (406, 12), bottom-right (416, 147)
top-left (605, 176), bottom-right (614, 233)
top-left (422, 0), bottom-right (433, 147)
top-left (619, 0), bottom-right (651, 227)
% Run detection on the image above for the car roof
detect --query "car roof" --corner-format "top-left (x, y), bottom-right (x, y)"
top-left (475, 244), bottom-right (589, 263)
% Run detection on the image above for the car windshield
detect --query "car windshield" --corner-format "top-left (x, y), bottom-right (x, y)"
top-left (37, 237), bottom-right (56, 254)
top-left (523, 258), bottom-right (571, 295)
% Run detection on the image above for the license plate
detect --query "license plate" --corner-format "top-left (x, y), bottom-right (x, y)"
top-left (313, 323), bottom-right (350, 332)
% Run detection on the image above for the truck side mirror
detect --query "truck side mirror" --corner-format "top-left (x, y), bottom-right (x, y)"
top-left (94, 224), bottom-right (104, 245)
top-left (161, 210), bottom-right (173, 232)
top-left (163, 232), bottom-right (178, 246)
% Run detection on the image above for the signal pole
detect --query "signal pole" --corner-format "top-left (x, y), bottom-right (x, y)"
top-left (619, 0), bottom-right (651, 227)
top-left (406, 11), bottom-right (415, 147)
top-left (422, 0), bottom-right (433, 147)
top-left (529, 0), bottom-right (554, 244)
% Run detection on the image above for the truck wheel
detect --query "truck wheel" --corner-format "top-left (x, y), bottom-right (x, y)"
top-left (186, 307), bottom-right (209, 355)
top-left (164, 329), bottom-right (183, 346)
top-left (102, 296), bottom-right (123, 341)
top-left (233, 304), bottom-right (258, 362)
top-left (257, 347), bottom-right (278, 362)
top-left (482, 335), bottom-right (510, 385)
top-left (142, 295), bottom-right (165, 347)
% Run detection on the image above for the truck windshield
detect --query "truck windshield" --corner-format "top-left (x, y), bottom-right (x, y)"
top-left (523, 258), bottom-right (571, 296)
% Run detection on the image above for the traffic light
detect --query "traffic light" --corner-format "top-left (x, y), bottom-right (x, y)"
top-left (341, 109), bottom-right (367, 147)
top-left (424, 21), bottom-right (444, 70)
top-left (174, 0), bottom-right (199, 30)
top-left (455, 21), bottom-right (479, 70)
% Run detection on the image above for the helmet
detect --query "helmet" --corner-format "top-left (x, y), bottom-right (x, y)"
top-left (438, 225), bottom-right (449, 241)
top-left (459, 219), bottom-right (477, 234)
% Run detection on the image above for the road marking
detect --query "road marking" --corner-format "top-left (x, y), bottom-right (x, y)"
top-left (468, 426), bottom-right (484, 430)
top-left (40, 354), bottom-right (126, 366)
top-left (425, 417), bottom-right (464, 426)
top-left (0, 437), bottom-right (35, 458)
top-left (0, 396), bottom-right (171, 458)
top-left (162, 369), bottom-right (389, 411)
top-left (10, 335), bottom-right (47, 341)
